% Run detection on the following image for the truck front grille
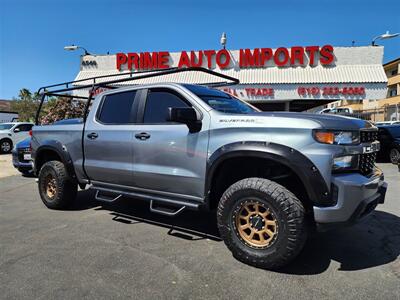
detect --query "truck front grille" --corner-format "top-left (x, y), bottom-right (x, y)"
top-left (360, 130), bottom-right (378, 143)
top-left (359, 152), bottom-right (377, 176)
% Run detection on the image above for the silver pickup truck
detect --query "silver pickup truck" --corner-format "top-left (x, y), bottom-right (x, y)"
top-left (32, 82), bottom-right (387, 269)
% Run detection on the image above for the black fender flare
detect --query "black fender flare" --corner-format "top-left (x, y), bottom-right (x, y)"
top-left (205, 141), bottom-right (332, 207)
top-left (33, 140), bottom-right (76, 180)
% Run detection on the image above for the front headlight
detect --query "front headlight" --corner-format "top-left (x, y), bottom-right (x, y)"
top-left (313, 130), bottom-right (360, 145)
top-left (332, 155), bottom-right (359, 171)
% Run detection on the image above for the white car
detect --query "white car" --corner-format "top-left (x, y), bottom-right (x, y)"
top-left (318, 107), bottom-right (353, 114)
top-left (0, 122), bottom-right (34, 154)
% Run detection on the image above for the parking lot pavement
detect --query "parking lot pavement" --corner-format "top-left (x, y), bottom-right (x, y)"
top-left (0, 154), bottom-right (19, 178)
top-left (0, 164), bottom-right (399, 299)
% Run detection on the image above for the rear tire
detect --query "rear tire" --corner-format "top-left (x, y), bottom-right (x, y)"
top-left (217, 177), bottom-right (307, 270)
top-left (0, 139), bottom-right (13, 154)
top-left (38, 160), bottom-right (77, 209)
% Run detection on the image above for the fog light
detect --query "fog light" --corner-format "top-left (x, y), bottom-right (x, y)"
top-left (333, 155), bottom-right (358, 171)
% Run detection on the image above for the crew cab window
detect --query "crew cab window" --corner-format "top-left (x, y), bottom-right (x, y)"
top-left (98, 91), bottom-right (136, 124)
top-left (14, 124), bottom-right (33, 132)
top-left (143, 89), bottom-right (189, 123)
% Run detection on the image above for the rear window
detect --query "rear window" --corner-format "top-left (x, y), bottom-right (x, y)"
top-left (98, 91), bottom-right (137, 124)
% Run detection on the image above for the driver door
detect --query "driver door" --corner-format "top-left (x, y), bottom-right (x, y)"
top-left (132, 88), bottom-right (210, 200)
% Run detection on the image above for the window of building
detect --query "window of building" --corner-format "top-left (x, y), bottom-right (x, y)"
top-left (391, 69), bottom-right (398, 76)
top-left (389, 88), bottom-right (397, 97)
top-left (143, 89), bottom-right (189, 123)
top-left (98, 91), bottom-right (137, 124)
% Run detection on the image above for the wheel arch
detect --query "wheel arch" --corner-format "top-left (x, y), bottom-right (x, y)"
top-left (205, 141), bottom-right (332, 209)
top-left (33, 140), bottom-right (76, 180)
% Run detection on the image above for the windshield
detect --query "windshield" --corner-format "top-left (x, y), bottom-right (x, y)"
top-left (0, 123), bottom-right (13, 130)
top-left (184, 84), bottom-right (259, 114)
top-left (387, 126), bottom-right (400, 138)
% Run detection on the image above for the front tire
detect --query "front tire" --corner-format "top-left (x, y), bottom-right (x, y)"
top-left (389, 148), bottom-right (400, 164)
top-left (38, 160), bottom-right (77, 209)
top-left (217, 178), bottom-right (307, 270)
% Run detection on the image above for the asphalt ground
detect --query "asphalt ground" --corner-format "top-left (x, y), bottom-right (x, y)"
top-left (0, 160), bottom-right (399, 299)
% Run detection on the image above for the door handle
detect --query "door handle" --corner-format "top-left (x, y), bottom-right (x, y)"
top-left (87, 132), bottom-right (98, 140)
top-left (135, 132), bottom-right (151, 140)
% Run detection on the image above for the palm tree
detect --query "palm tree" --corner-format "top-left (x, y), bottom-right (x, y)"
top-left (18, 88), bottom-right (32, 100)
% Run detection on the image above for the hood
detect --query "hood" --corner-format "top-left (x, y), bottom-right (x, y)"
top-left (16, 137), bottom-right (31, 149)
top-left (247, 112), bottom-right (374, 131)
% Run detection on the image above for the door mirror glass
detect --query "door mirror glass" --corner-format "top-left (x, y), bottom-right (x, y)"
top-left (167, 107), bottom-right (201, 133)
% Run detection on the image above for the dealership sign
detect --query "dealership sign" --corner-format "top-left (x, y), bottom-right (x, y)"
top-left (116, 45), bottom-right (334, 70)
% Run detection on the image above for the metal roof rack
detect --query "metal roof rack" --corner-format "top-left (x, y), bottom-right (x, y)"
top-left (35, 67), bottom-right (240, 125)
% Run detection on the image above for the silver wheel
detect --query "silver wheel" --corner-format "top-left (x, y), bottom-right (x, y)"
top-left (390, 148), bottom-right (400, 164)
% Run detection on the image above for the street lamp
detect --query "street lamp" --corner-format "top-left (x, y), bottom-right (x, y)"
top-left (64, 44), bottom-right (91, 55)
top-left (220, 32), bottom-right (227, 49)
top-left (372, 31), bottom-right (400, 46)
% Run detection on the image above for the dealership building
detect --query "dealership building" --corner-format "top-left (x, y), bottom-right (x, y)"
top-left (73, 45), bottom-right (388, 112)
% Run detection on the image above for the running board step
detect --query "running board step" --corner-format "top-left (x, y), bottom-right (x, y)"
top-left (150, 200), bottom-right (185, 217)
top-left (95, 190), bottom-right (122, 203)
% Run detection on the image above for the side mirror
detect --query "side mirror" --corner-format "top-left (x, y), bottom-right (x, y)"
top-left (13, 128), bottom-right (20, 133)
top-left (167, 107), bottom-right (201, 133)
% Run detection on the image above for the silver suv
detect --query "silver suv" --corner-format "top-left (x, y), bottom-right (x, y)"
top-left (32, 82), bottom-right (387, 269)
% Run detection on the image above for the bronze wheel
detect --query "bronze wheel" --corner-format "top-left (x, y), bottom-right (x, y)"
top-left (44, 174), bottom-right (57, 199)
top-left (38, 160), bottom-right (77, 209)
top-left (233, 200), bottom-right (278, 249)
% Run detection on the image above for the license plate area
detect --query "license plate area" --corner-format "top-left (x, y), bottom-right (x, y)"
top-left (23, 154), bottom-right (32, 160)
top-left (363, 141), bottom-right (380, 154)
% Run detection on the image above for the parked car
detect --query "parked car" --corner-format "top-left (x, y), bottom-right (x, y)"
top-left (32, 81), bottom-right (387, 270)
top-left (0, 122), bottom-right (34, 154)
top-left (318, 107), bottom-right (353, 115)
top-left (12, 137), bottom-right (33, 175)
top-left (376, 125), bottom-right (400, 164)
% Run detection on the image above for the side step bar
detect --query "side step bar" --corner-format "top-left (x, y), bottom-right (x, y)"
top-left (95, 190), bottom-right (122, 203)
top-left (150, 200), bottom-right (185, 217)
top-left (90, 186), bottom-right (200, 217)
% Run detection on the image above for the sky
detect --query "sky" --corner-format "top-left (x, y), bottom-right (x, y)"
top-left (0, 0), bottom-right (399, 99)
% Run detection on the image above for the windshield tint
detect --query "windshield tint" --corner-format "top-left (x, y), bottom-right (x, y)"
top-left (0, 123), bottom-right (13, 130)
top-left (184, 85), bottom-right (259, 114)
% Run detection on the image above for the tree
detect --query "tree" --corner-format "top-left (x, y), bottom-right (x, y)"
top-left (10, 88), bottom-right (85, 124)
top-left (10, 88), bottom-right (40, 122)
top-left (40, 96), bottom-right (85, 125)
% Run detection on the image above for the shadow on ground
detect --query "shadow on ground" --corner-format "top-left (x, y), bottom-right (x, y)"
top-left (70, 190), bottom-right (400, 274)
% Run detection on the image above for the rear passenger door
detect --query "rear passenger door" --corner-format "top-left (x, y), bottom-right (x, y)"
top-left (84, 90), bottom-right (139, 186)
top-left (132, 87), bottom-right (210, 200)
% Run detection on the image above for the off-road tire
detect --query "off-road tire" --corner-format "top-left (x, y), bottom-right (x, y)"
top-left (0, 139), bottom-right (13, 154)
top-left (217, 177), bottom-right (307, 270)
top-left (38, 160), bottom-right (77, 209)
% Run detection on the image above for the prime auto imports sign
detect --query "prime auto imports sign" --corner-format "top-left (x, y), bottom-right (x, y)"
top-left (115, 45), bottom-right (335, 71)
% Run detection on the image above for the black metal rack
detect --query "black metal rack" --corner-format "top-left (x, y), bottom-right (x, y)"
top-left (35, 67), bottom-right (240, 125)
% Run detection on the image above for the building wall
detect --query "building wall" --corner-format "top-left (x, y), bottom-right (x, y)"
top-left (329, 58), bottom-right (400, 122)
